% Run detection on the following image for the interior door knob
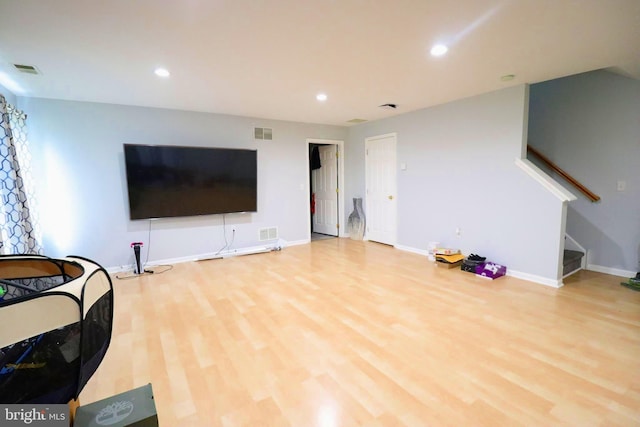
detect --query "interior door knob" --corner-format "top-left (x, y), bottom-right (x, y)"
top-left (388, 195), bottom-right (393, 200)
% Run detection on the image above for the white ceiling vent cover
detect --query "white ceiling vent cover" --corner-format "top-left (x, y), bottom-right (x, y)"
top-left (259, 227), bottom-right (278, 241)
top-left (13, 64), bottom-right (39, 74)
top-left (254, 127), bottom-right (273, 141)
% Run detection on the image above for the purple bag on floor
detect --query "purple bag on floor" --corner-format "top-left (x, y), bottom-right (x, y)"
top-left (476, 262), bottom-right (507, 280)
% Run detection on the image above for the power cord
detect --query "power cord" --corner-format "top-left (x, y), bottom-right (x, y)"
top-left (214, 214), bottom-right (235, 255)
top-left (114, 264), bottom-right (173, 280)
top-left (143, 219), bottom-right (152, 268)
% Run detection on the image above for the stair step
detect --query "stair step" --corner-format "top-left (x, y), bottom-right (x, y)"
top-left (564, 250), bottom-right (584, 265)
top-left (563, 249), bottom-right (584, 276)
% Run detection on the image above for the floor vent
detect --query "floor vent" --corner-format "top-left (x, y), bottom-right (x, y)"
top-left (259, 227), bottom-right (278, 241)
top-left (254, 127), bottom-right (273, 141)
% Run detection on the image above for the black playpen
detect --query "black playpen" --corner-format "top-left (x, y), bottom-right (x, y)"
top-left (0, 255), bottom-right (113, 403)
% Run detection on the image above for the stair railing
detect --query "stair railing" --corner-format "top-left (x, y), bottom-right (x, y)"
top-left (527, 145), bottom-right (601, 202)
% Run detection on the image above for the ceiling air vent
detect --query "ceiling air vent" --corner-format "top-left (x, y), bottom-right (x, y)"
top-left (254, 127), bottom-right (273, 141)
top-left (13, 64), bottom-right (39, 75)
top-left (379, 103), bottom-right (397, 110)
top-left (347, 118), bottom-right (368, 124)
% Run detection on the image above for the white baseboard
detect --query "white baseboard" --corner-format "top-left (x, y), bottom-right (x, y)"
top-left (394, 244), bottom-right (563, 288)
top-left (106, 242), bottom-right (287, 273)
top-left (587, 264), bottom-right (636, 278)
top-left (108, 240), bottom-right (575, 290)
top-left (507, 269), bottom-right (563, 288)
top-left (394, 244), bottom-right (429, 257)
top-left (287, 239), bottom-right (309, 247)
top-left (106, 265), bottom-right (133, 274)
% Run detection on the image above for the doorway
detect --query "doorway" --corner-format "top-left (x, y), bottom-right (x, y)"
top-left (365, 133), bottom-right (397, 246)
top-left (307, 139), bottom-right (345, 241)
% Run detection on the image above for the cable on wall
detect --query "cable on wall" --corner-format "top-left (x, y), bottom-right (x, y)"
top-left (214, 214), bottom-right (236, 256)
top-left (144, 219), bottom-right (152, 268)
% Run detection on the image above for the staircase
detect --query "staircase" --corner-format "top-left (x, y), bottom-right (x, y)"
top-left (563, 234), bottom-right (586, 277)
top-left (525, 145), bottom-right (594, 279)
top-left (563, 249), bottom-right (584, 276)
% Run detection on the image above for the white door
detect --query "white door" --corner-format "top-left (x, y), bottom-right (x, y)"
top-left (312, 145), bottom-right (338, 236)
top-left (365, 134), bottom-right (397, 245)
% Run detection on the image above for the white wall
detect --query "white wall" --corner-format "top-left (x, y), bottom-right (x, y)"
top-left (529, 70), bottom-right (640, 274)
top-left (16, 97), bottom-right (346, 270)
top-left (346, 85), bottom-right (566, 284)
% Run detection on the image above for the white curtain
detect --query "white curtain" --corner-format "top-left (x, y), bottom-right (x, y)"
top-left (0, 95), bottom-right (42, 254)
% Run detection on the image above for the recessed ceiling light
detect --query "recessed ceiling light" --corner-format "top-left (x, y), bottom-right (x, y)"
top-left (154, 68), bottom-right (170, 77)
top-left (500, 74), bottom-right (515, 82)
top-left (430, 44), bottom-right (448, 57)
top-left (316, 93), bottom-right (327, 101)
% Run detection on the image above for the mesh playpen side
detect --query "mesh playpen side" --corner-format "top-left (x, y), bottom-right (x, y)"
top-left (0, 255), bottom-right (113, 403)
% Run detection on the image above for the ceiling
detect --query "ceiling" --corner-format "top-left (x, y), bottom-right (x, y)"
top-left (1, 0), bottom-right (639, 126)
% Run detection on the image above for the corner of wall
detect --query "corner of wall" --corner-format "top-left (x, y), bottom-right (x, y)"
top-left (0, 82), bottom-right (18, 105)
top-left (520, 84), bottom-right (530, 159)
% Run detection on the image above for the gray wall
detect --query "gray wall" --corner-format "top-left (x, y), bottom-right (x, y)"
top-left (528, 70), bottom-right (640, 273)
top-left (11, 84), bottom-right (574, 282)
top-left (346, 85), bottom-right (566, 283)
top-left (0, 83), bottom-right (17, 104)
top-left (16, 97), bottom-right (346, 269)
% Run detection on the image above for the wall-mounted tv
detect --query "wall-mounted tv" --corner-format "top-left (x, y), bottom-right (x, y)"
top-left (124, 144), bottom-right (257, 220)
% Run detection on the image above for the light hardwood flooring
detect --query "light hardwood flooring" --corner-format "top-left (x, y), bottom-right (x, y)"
top-left (80, 239), bottom-right (640, 426)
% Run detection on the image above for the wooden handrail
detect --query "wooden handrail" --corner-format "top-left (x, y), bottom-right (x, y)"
top-left (527, 145), bottom-right (601, 202)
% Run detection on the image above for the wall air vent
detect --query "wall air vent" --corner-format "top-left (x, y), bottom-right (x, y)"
top-left (254, 127), bottom-right (273, 141)
top-left (13, 64), bottom-right (39, 74)
top-left (259, 227), bottom-right (278, 241)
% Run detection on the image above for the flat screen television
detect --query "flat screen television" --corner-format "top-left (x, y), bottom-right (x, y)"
top-left (123, 144), bottom-right (257, 220)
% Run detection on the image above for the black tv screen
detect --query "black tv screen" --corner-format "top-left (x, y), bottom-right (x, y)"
top-left (124, 144), bottom-right (257, 220)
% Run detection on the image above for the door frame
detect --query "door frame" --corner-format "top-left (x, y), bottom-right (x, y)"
top-left (306, 138), bottom-right (345, 240)
top-left (365, 132), bottom-right (397, 245)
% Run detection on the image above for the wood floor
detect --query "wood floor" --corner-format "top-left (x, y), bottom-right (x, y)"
top-left (80, 239), bottom-right (640, 426)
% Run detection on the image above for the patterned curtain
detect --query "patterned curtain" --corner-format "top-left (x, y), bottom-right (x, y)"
top-left (0, 95), bottom-right (42, 254)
